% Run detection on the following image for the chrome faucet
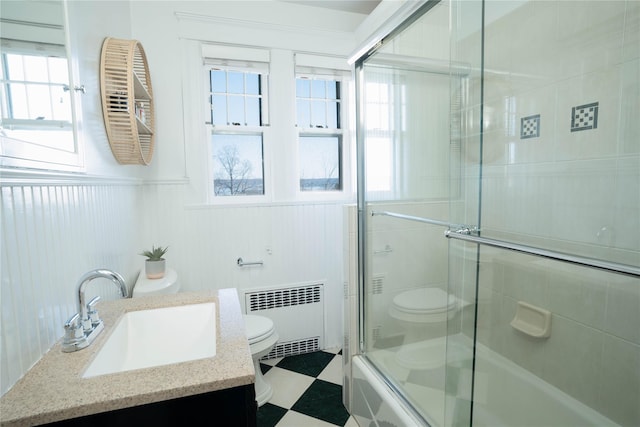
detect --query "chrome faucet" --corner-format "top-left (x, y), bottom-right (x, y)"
top-left (62, 269), bottom-right (128, 353)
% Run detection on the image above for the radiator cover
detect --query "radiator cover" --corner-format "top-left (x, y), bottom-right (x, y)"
top-left (244, 283), bottom-right (324, 359)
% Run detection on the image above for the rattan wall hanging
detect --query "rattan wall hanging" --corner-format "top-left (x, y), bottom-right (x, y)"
top-left (100, 37), bottom-right (155, 165)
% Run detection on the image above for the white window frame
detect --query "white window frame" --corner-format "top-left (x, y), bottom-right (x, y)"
top-left (295, 62), bottom-right (352, 199)
top-left (0, 38), bottom-right (83, 172)
top-left (204, 58), bottom-right (271, 204)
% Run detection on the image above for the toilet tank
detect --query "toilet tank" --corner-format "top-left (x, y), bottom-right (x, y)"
top-left (132, 268), bottom-right (179, 297)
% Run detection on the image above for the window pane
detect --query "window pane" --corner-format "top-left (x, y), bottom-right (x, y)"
top-left (297, 99), bottom-right (310, 127)
top-left (245, 74), bottom-right (260, 95)
top-left (6, 54), bottom-right (25, 80)
top-left (327, 102), bottom-right (338, 129)
top-left (212, 133), bottom-right (264, 196)
top-left (48, 57), bottom-right (69, 84)
top-left (24, 56), bottom-right (48, 82)
top-left (211, 70), bottom-right (226, 93)
top-left (311, 100), bottom-right (326, 128)
top-left (246, 97), bottom-right (260, 126)
top-left (212, 95), bottom-right (227, 125)
top-left (27, 84), bottom-right (52, 120)
top-left (227, 72), bottom-right (244, 94)
top-left (227, 95), bottom-right (244, 125)
top-left (299, 135), bottom-right (341, 191)
top-left (296, 79), bottom-right (310, 97)
top-left (311, 80), bottom-right (325, 98)
top-left (7, 83), bottom-right (29, 118)
top-left (327, 81), bottom-right (338, 99)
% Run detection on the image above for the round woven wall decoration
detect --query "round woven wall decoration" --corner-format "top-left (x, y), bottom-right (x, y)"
top-left (100, 37), bottom-right (155, 165)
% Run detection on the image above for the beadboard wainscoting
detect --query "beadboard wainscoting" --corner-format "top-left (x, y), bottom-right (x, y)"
top-left (1, 180), bottom-right (143, 394)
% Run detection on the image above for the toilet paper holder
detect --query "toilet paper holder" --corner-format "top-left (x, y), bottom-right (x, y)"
top-left (237, 257), bottom-right (264, 267)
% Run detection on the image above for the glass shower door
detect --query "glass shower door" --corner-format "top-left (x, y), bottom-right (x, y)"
top-left (447, 1), bottom-right (640, 426)
top-left (357, 2), bottom-right (465, 425)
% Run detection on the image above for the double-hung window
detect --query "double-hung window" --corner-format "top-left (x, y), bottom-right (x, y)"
top-left (206, 60), bottom-right (268, 199)
top-left (1, 38), bottom-right (78, 167)
top-left (296, 70), bottom-right (343, 193)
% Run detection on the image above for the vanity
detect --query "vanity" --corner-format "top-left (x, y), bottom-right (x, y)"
top-left (0, 289), bottom-right (256, 426)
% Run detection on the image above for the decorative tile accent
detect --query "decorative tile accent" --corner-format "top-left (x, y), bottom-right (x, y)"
top-left (521, 114), bottom-right (541, 139)
top-left (571, 102), bottom-right (599, 132)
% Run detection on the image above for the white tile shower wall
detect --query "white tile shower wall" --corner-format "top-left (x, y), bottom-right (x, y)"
top-left (139, 184), bottom-right (346, 350)
top-left (1, 182), bottom-right (142, 395)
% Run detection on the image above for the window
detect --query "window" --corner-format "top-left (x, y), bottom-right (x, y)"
top-left (296, 76), bottom-right (342, 192)
top-left (0, 41), bottom-right (76, 154)
top-left (207, 67), bottom-right (267, 198)
top-left (364, 79), bottom-right (394, 194)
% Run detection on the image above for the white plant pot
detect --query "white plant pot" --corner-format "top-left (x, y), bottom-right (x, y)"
top-left (145, 259), bottom-right (166, 279)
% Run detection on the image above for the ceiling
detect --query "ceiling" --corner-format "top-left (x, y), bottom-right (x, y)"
top-left (282, 0), bottom-right (382, 15)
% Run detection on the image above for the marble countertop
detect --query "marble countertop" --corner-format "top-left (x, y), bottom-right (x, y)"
top-left (0, 289), bottom-right (255, 427)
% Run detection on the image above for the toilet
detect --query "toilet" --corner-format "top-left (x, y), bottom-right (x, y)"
top-left (132, 268), bottom-right (180, 297)
top-left (389, 287), bottom-right (459, 371)
top-left (244, 314), bottom-right (279, 407)
top-left (388, 287), bottom-right (458, 344)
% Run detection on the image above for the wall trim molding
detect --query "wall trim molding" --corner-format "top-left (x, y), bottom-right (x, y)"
top-left (175, 11), bottom-right (353, 39)
top-left (0, 168), bottom-right (142, 187)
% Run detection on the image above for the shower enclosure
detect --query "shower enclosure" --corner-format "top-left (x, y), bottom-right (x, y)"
top-left (348, 1), bottom-right (640, 426)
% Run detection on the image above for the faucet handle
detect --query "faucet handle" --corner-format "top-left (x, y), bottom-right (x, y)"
top-left (87, 296), bottom-right (102, 327)
top-left (63, 313), bottom-right (83, 341)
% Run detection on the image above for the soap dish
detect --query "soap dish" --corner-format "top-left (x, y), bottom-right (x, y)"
top-left (510, 301), bottom-right (552, 338)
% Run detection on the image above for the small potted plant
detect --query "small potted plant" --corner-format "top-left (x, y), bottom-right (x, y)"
top-left (140, 245), bottom-right (168, 279)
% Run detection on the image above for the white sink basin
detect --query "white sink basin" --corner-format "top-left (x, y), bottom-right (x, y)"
top-left (83, 303), bottom-right (216, 378)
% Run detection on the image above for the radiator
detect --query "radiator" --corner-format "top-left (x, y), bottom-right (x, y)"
top-left (243, 283), bottom-right (324, 359)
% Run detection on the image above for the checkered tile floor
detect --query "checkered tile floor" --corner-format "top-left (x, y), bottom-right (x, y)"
top-left (257, 348), bottom-right (357, 427)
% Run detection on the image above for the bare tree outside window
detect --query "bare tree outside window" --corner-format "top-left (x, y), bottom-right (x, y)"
top-left (213, 138), bottom-right (264, 195)
top-left (299, 135), bottom-right (341, 191)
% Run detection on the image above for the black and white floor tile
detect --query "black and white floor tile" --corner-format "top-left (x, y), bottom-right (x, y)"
top-left (256, 348), bottom-right (358, 427)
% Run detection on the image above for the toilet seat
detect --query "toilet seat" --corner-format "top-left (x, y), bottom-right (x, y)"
top-left (389, 287), bottom-right (458, 324)
top-left (244, 314), bottom-right (276, 345)
top-left (391, 288), bottom-right (457, 314)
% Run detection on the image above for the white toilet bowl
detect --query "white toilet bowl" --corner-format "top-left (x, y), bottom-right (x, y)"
top-left (389, 287), bottom-right (458, 343)
top-left (244, 314), bottom-right (279, 407)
